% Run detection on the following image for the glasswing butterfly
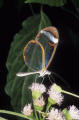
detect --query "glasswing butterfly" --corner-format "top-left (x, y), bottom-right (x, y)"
top-left (16, 27), bottom-right (59, 77)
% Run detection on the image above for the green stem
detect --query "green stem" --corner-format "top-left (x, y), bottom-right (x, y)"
top-left (0, 110), bottom-right (33, 120)
top-left (46, 103), bottom-right (51, 113)
top-left (34, 107), bottom-right (39, 120)
top-left (62, 90), bottom-right (79, 98)
top-left (35, 110), bottom-right (39, 120)
top-left (39, 112), bottom-right (42, 120)
top-left (37, 110), bottom-right (47, 120)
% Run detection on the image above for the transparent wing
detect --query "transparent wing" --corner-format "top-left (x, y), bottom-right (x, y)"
top-left (23, 27), bottom-right (59, 71)
top-left (35, 28), bottom-right (59, 69)
top-left (23, 41), bottom-right (42, 71)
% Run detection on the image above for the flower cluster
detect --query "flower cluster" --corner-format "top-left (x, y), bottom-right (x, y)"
top-left (34, 96), bottom-right (45, 107)
top-left (48, 83), bottom-right (64, 105)
top-left (29, 83), bottom-right (46, 93)
top-left (22, 82), bottom-right (79, 120)
top-left (69, 105), bottom-right (79, 119)
top-left (29, 83), bottom-right (46, 99)
top-left (48, 108), bottom-right (65, 120)
top-left (22, 104), bottom-right (33, 116)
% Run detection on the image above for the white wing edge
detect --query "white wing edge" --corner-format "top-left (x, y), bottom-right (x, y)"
top-left (16, 71), bottom-right (41, 77)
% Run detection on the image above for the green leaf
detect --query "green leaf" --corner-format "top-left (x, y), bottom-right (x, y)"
top-left (0, 117), bottom-right (7, 120)
top-left (24, 0), bottom-right (67, 7)
top-left (5, 12), bottom-right (52, 112)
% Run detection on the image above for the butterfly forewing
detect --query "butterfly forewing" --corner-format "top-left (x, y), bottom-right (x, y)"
top-left (23, 40), bottom-right (43, 71)
top-left (35, 27), bottom-right (59, 69)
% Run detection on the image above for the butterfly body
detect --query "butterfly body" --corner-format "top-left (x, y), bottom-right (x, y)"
top-left (39, 70), bottom-right (51, 77)
top-left (16, 69), bottom-right (51, 77)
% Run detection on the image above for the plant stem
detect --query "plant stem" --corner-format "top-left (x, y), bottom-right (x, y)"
top-left (37, 110), bottom-right (47, 120)
top-left (46, 103), bottom-right (51, 113)
top-left (35, 110), bottom-right (39, 120)
top-left (34, 107), bottom-right (39, 120)
top-left (0, 110), bottom-right (33, 120)
top-left (62, 90), bottom-right (79, 98)
top-left (39, 112), bottom-right (42, 120)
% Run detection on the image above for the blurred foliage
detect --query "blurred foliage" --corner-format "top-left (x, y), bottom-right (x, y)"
top-left (0, 0), bottom-right (3, 8)
top-left (25, 0), bottom-right (67, 7)
top-left (61, 4), bottom-right (79, 51)
top-left (15, 0), bottom-right (24, 12)
top-left (67, 27), bottom-right (79, 51)
top-left (72, 0), bottom-right (79, 13)
top-left (5, 12), bottom-right (51, 112)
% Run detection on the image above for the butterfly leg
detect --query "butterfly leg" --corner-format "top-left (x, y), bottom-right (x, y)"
top-left (41, 76), bottom-right (45, 84)
top-left (48, 75), bottom-right (53, 84)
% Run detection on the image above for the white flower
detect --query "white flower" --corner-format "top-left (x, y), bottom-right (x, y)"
top-left (68, 105), bottom-right (79, 119)
top-left (50, 83), bottom-right (62, 93)
top-left (22, 104), bottom-right (33, 116)
top-left (34, 96), bottom-right (45, 107)
top-left (48, 84), bottom-right (64, 105)
top-left (48, 108), bottom-right (65, 120)
top-left (29, 83), bottom-right (46, 93)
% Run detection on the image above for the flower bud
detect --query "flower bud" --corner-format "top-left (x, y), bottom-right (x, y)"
top-left (34, 97), bottom-right (45, 111)
top-left (22, 104), bottom-right (33, 117)
top-left (62, 105), bottom-right (79, 120)
top-left (29, 83), bottom-right (46, 99)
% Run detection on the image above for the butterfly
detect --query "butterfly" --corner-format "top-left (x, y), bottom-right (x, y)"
top-left (16, 26), bottom-right (59, 77)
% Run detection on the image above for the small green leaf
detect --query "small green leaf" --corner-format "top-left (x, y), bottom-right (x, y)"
top-left (5, 12), bottom-right (51, 112)
top-left (62, 108), bottom-right (72, 120)
top-left (24, 0), bottom-right (67, 7)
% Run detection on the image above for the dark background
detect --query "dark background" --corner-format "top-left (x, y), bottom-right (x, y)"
top-left (0, 0), bottom-right (79, 113)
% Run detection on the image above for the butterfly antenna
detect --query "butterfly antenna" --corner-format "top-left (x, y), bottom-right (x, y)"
top-left (42, 76), bottom-right (45, 84)
top-left (41, 76), bottom-right (45, 84)
top-left (51, 71), bottom-right (70, 89)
